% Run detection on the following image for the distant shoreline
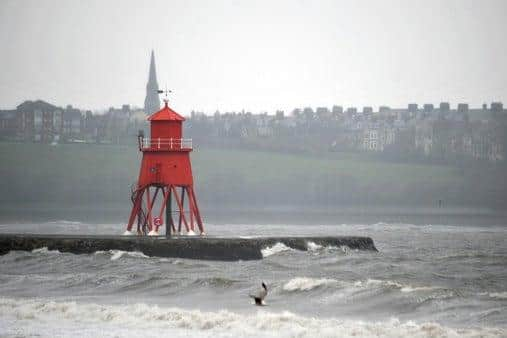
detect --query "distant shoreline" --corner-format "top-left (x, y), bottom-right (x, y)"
top-left (1, 203), bottom-right (505, 226)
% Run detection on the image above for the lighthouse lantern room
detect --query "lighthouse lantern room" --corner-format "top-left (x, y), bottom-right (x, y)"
top-left (124, 98), bottom-right (204, 236)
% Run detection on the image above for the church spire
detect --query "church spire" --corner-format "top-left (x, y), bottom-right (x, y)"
top-left (144, 50), bottom-right (160, 115)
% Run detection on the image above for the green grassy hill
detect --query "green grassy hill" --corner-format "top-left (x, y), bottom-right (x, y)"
top-left (0, 142), bottom-right (474, 210)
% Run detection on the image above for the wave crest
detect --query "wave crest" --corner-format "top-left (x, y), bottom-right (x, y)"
top-left (31, 247), bottom-right (61, 255)
top-left (0, 297), bottom-right (504, 337)
top-left (283, 277), bottom-right (437, 294)
top-left (192, 277), bottom-right (238, 288)
top-left (283, 277), bottom-right (337, 291)
top-left (261, 243), bottom-right (292, 257)
top-left (95, 250), bottom-right (149, 261)
top-left (354, 279), bottom-right (437, 293)
top-left (479, 292), bottom-right (507, 300)
top-left (306, 241), bottom-right (351, 254)
top-left (489, 292), bottom-right (507, 299)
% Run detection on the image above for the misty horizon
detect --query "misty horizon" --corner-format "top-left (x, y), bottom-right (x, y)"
top-left (2, 97), bottom-right (505, 116)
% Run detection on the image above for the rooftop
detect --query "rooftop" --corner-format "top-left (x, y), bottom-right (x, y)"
top-left (148, 101), bottom-right (185, 122)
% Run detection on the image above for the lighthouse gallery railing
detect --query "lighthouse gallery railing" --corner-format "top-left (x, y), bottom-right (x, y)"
top-left (139, 138), bottom-right (193, 150)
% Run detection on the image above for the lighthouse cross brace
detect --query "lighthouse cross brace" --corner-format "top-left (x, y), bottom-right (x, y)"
top-left (126, 184), bottom-right (203, 236)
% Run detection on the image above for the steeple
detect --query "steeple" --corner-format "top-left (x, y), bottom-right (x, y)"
top-left (144, 50), bottom-right (161, 115)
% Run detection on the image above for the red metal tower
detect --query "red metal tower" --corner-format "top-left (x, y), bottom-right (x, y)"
top-left (125, 99), bottom-right (204, 236)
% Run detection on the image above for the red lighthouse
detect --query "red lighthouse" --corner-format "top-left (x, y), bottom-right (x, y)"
top-left (125, 98), bottom-right (204, 236)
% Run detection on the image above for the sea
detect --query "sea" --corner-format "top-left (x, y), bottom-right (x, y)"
top-left (0, 219), bottom-right (506, 337)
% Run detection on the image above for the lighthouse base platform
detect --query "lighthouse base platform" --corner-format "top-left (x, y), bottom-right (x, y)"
top-left (0, 234), bottom-right (377, 261)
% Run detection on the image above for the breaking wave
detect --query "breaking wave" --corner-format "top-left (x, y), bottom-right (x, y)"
top-left (489, 292), bottom-right (507, 299)
top-left (283, 277), bottom-right (337, 291)
top-left (31, 247), bottom-right (61, 255)
top-left (192, 277), bottom-right (239, 288)
top-left (306, 241), bottom-right (323, 251)
top-left (306, 241), bottom-right (351, 254)
top-left (355, 279), bottom-right (438, 293)
top-left (283, 277), bottom-right (438, 294)
top-left (479, 292), bottom-right (507, 300)
top-left (94, 250), bottom-right (149, 261)
top-left (0, 297), bottom-right (503, 338)
top-left (262, 242), bottom-right (351, 257)
top-left (261, 242), bottom-right (292, 257)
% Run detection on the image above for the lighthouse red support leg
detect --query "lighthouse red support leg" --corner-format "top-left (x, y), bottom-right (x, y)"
top-left (155, 188), bottom-right (170, 233)
top-left (147, 186), bottom-right (163, 233)
top-left (146, 187), bottom-right (153, 231)
top-left (126, 187), bottom-right (145, 232)
top-left (188, 186), bottom-right (205, 234)
top-left (171, 185), bottom-right (190, 233)
top-left (164, 186), bottom-right (175, 236)
top-left (185, 187), bottom-right (195, 232)
top-left (177, 186), bottom-right (185, 234)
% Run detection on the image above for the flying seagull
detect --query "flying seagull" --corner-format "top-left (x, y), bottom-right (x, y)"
top-left (249, 282), bottom-right (268, 306)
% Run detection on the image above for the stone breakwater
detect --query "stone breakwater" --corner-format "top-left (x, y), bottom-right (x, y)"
top-left (0, 234), bottom-right (377, 261)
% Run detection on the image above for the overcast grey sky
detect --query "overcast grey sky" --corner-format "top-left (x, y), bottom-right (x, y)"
top-left (0, 0), bottom-right (506, 114)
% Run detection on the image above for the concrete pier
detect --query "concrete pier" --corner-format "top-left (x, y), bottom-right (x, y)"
top-left (0, 234), bottom-right (377, 261)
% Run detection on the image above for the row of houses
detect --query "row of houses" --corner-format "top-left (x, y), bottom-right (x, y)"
top-left (413, 119), bottom-right (505, 162)
top-left (0, 100), bottom-right (147, 144)
top-left (188, 102), bottom-right (506, 162)
top-left (0, 101), bottom-right (82, 143)
top-left (1, 99), bottom-right (506, 163)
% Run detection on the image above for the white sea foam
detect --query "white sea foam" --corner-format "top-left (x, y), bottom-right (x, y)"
top-left (46, 220), bottom-right (83, 225)
top-left (110, 250), bottom-right (125, 260)
top-left (400, 286), bottom-right (437, 293)
top-left (283, 277), bottom-right (337, 291)
top-left (372, 222), bottom-right (391, 227)
top-left (261, 242), bottom-right (292, 257)
top-left (306, 241), bottom-right (323, 251)
top-left (283, 277), bottom-right (437, 294)
top-left (355, 279), bottom-right (437, 293)
top-left (487, 292), bottom-right (507, 300)
top-left (95, 250), bottom-right (149, 261)
top-left (339, 245), bottom-right (351, 254)
top-left (0, 297), bottom-right (503, 338)
top-left (355, 279), bottom-right (403, 288)
top-left (305, 242), bottom-right (351, 254)
top-left (31, 247), bottom-right (61, 255)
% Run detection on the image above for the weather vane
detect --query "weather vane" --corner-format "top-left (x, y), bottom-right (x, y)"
top-left (157, 87), bottom-right (172, 103)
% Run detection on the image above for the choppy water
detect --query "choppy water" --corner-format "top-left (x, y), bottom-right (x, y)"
top-left (0, 221), bottom-right (506, 337)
